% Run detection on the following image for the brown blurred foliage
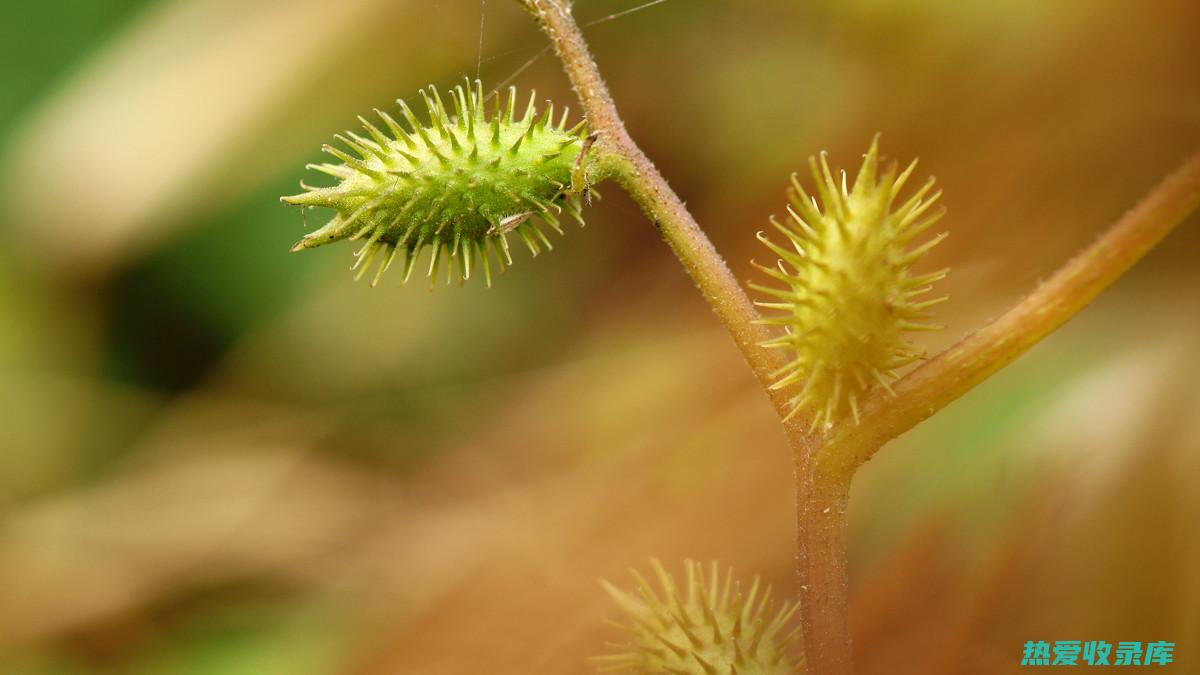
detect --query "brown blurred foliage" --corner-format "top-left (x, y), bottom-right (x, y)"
top-left (0, 0), bottom-right (1197, 673)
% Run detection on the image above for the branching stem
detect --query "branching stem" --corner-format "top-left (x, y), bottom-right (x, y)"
top-left (820, 149), bottom-right (1200, 480)
top-left (513, 2), bottom-right (1200, 674)
top-left (513, 0), bottom-right (801, 425)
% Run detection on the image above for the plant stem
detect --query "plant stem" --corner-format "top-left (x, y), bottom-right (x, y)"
top-left (512, 0), bottom-right (797, 424)
top-left (514, 1), bottom-right (849, 670)
top-left (516, 3), bottom-right (1198, 674)
top-left (821, 149), bottom-right (1200, 478)
top-left (794, 448), bottom-right (854, 675)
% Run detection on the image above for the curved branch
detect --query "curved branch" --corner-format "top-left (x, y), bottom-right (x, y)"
top-left (514, 2), bottom-right (852, 672)
top-left (512, 0), bottom-right (812, 438)
top-left (823, 149), bottom-right (1200, 476)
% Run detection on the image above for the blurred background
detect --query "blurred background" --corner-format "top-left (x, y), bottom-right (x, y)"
top-left (0, 0), bottom-right (1198, 673)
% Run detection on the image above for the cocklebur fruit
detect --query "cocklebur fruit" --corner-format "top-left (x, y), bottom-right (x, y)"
top-left (595, 559), bottom-right (801, 675)
top-left (752, 137), bottom-right (949, 430)
top-left (282, 80), bottom-right (592, 287)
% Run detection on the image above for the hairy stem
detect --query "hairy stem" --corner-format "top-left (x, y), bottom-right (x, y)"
top-left (821, 149), bottom-right (1200, 478)
top-left (514, 0), bottom-right (848, 670)
top-left (794, 449), bottom-right (854, 675)
top-left (513, 0), bottom-right (797, 424)
top-left (517, 3), bottom-right (1198, 675)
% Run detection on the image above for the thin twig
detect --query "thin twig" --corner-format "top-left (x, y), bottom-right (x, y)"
top-left (510, 2), bottom-right (851, 673)
top-left (821, 149), bottom-right (1200, 478)
top-left (513, 4), bottom-right (1200, 675)
top-left (512, 0), bottom-right (808, 437)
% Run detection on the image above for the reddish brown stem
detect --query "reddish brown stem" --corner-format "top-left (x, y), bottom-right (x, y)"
top-left (514, 4), bottom-right (1200, 675)
top-left (515, 2), bottom-right (850, 669)
top-left (794, 440), bottom-right (854, 675)
top-left (822, 149), bottom-right (1200, 478)
top-left (511, 0), bottom-right (803, 428)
